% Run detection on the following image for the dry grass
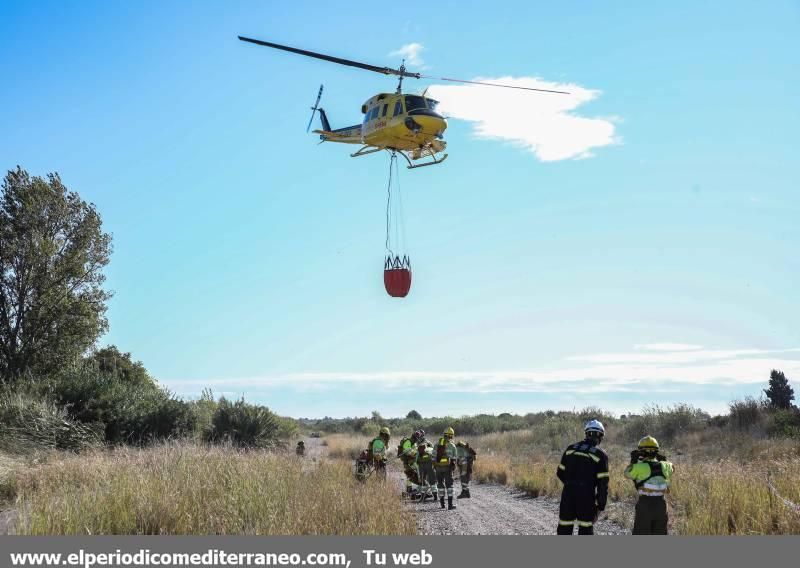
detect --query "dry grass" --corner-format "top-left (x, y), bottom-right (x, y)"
top-left (0, 452), bottom-right (24, 503)
top-left (323, 434), bottom-right (367, 460)
top-left (11, 443), bottom-right (414, 535)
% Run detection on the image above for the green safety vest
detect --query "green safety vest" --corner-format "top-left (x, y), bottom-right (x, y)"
top-left (625, 460), bottom-right (673, 496)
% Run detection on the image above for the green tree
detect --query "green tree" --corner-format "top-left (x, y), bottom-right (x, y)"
top-left (0, 167), bottom-right (112, 381)
top-left (87, 345), bottom-right (151, 385)
top-left (406, 410), bottom-right (422, 420)
top-left (764, 369), bottom-right (795, 409)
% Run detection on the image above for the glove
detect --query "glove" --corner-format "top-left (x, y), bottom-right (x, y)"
top-left (656, 453), bottom-right (667, 462)
top-left (630, 450), bottom-right (640, 464)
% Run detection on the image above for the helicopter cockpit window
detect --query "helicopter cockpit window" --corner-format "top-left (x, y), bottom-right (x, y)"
top-left (426, 99), bottom-right (439, 112)
top-left (364, 106), bottom-right (378, 123)
top-left (393, 101), bottom-right (403, 117)
top-left (381, 104), bottom-right (388, 117)
top-left (404, 96), bottom-right (428, 112)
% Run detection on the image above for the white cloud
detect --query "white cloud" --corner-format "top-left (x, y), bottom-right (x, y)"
top-left (426, 77), bottom-right (618, 162)
top-left (635, 343), bottom-right (703, 351)
top-left (167, 346), bottom-right (800, 396)
top-left (388, 43), bottom-right (426, 68)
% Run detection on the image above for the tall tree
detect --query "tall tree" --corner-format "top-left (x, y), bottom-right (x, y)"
top-left (764, 369), bottom-right (795, 409)
top-left (0, 167), bottom-right (112, 381)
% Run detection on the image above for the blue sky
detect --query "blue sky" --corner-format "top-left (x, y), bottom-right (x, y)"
top-left (2, 1), bottom-right (799, 417)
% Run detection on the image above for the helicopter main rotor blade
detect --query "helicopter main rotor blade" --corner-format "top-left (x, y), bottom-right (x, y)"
top-left (238, 36), bottom-right (421, 79)
top-left (238, 36), bottom-right (566, 93)
top-left (418, 75), bottom-right (570, 94)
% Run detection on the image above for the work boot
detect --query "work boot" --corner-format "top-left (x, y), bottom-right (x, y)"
top-left (440, 496), bottom-right (445, 509)
top-left (457, 489), bottom-right (471, 499)
top-left (448, 497), bottom-right (456, 510)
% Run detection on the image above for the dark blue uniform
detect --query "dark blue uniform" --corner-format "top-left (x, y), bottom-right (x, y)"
top-left (556, 439), bottom-right (609, 535)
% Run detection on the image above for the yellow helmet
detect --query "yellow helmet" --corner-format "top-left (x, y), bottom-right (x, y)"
top-left (638, 435), bottom-right (659, 450)
top-left (443, 427), bottom-right (455, 438)
top-left (380, 426), bottom-right (391, 437)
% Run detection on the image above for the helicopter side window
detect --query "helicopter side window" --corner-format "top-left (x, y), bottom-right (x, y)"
top-left (381, 104), bottom-right (388, 117)
top-left (392, 101), bottom-right (403, 117)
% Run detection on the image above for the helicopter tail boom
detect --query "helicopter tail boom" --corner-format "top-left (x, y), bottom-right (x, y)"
top-left (313, 122), bottom-right (362, 144)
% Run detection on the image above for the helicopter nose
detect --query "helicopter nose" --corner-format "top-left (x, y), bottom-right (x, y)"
top-left (408, 114), bottom-right (447, 135)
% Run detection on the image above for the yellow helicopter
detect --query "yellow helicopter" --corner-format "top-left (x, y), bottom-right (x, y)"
top-left (239, 36), bottom-right (570, 169)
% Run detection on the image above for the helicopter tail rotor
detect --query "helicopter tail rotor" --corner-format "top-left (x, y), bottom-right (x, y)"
top-left (306, 84), bottom-right (324, 133)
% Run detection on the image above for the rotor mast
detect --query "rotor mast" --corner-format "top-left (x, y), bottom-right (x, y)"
top-left (396, 60), bottom-right (406, 94)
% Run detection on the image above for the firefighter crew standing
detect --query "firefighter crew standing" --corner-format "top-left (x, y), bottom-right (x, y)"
top-left (295, 440), bottom-right (305, 456)
top-left (435, 427), bottom-right (458, 510)
top-left (416, 433), bottom-right (438, 502)
top-left (624, 436), bottom-right (674, 535)
top-left (556, 419), bottom-right (609, 535)
top-left (456, 440), bottom-right (477, 499)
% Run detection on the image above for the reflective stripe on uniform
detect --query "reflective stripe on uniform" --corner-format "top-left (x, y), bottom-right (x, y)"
top-left (597, 472), bottom-right (609, 478)
top-left (567, 450), bottom-right (600, 463)
top-left (559, 520), bottom-right (575, 526)
top-left (558, 464), bottom-right (566, 470)
top-left (577, 520), bottom-right (594, 527)
top-left (638, 489), bottom-right (665, 496)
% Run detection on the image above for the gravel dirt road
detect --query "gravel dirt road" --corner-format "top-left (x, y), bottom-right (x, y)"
top-left (413, 483), bottom-right (628, 535)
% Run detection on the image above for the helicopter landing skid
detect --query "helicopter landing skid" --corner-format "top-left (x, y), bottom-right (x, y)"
top-left (395, 149), bottom-right (448, 169)
top-left (350, 145), bottom-right (383, 158)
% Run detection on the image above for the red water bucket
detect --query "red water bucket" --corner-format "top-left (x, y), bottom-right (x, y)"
top-left (384, 268), bottom-right (412, 297)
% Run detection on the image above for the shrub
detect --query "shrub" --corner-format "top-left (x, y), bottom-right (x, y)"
top-left (207, 397), bottom-right (281, 448)
top-left (0, 390), bottom-right (100, 455)
top-left (41, 364), bottom-right (195, 444)
top-left (766, 408), bottom-right (800, 439)
top-left (619, 404), bottom-right (708, 444)
top-left (729, 397), bottom-right (765, 431)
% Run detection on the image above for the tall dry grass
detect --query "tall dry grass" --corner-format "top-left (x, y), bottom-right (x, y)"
top-left (323, 434), bottom-right (368, 460)
top-left (12, 443), bottom-right (414, 535)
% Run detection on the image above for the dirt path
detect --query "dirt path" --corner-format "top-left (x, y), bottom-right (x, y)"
top-left (414, 483), bottom-right (628, 535)
top-left (0, 508), bottom-right (15, 535)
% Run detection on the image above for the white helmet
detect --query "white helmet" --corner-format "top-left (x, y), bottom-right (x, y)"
top-left (584, 419), bottom-right (605, 435)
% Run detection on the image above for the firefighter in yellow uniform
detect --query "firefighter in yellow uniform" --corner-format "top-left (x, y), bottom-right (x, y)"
top-left (456, 440), bottom-right (477, 499)
top-left (416, 435), bottom-right (438, 502)
top-left (397, 430), bottom-right (424, 499)
top-left (624, 436), bottom-right (674, 535)
top-left (368, 427), bottom-right (391, 475)
top-left (435, 427), bottom-right (458, 510)
top-left (556, 419), bottom-right (609, 535)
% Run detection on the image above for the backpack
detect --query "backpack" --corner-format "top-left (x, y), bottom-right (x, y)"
top-left (366, 437), bottom-right (380, 461)
top-left (397, 436), bottom-right (411, 458)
